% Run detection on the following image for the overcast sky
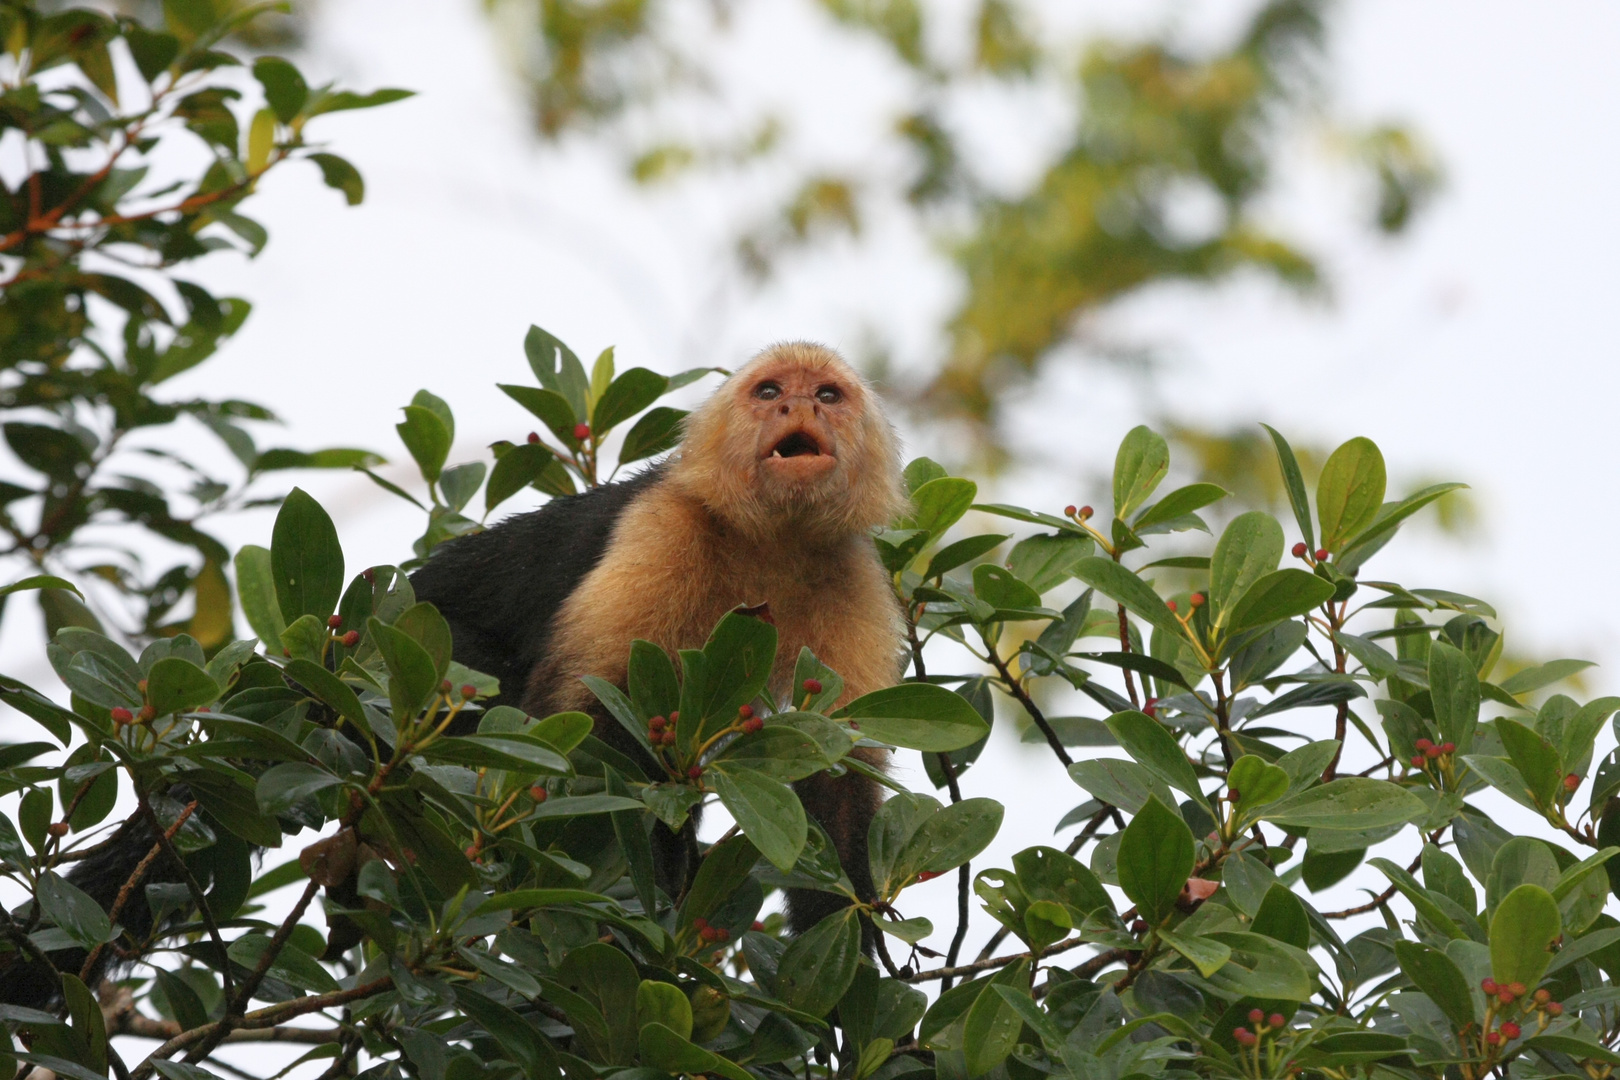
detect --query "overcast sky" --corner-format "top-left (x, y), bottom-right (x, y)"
top-left (4, 0), bottom-right (1619, 1060)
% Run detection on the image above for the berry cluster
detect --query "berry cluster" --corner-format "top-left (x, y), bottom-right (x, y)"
top-left (690, 916), bottom-right (730, 944)
top-left (1409, 737), bottom-right (1459, 788)
top-left (738, 705), bottom-right (764, 734)
top-left (327, 614), bottom-right (361, 648)
top-left (1290, 542), bottom-right (1331, 564)
top-left (1233, 1009), bottom-right (1288, 1047)
top-left (647, 712), bottom-right (678, 747)
top-left (1472, 979), bottom-right (1561, 1058)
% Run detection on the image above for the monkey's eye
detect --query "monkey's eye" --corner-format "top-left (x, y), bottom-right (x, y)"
top-left (815, 386), bottom-right (842, 404)
top-left (754, 382), bottom-right (782, 401)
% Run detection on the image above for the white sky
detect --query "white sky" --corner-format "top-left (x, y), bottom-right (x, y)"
top-left (4, 0), bottom-right (1620, 1067)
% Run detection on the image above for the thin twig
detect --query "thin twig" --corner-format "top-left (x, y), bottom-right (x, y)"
top-left (80, 802), bottom-right (196, 983)
top-left (138, 794), bottom-right (234, 1003)
top-left (983, 644), bottom-right (1072, 767)
top-left (903, 935), bottom-right (1090, 983)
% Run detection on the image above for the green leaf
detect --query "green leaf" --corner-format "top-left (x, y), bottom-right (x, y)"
top-left (0, 575), bottom-right (80, 601)
top-left (309, 152), bottom-right (363, 205)
top-left (1489, 884), bottom-right (1562, 990)
top-left (1201, 932), bottom-right (1315, 1001)
top-left (637, 1024), bottom-right (752, 1080)
top-left (233, 547), bottom-right (282, 647)
top-left (1158, 929), bottom-right (1231, 977)
top-left (396, 404), bottom-right (450, 483)
top-left (894, 797), bottom-right (1003, 881)
top-left (592, 368), bottom-right (669, 434)
top-left (1316, 437), bottom-right (1386, 552)
top-left (1393, 940), bottom-right (1477, 1030)
top-left (1005, 533), bottom-right (1092, 593)
top-left (453, 985), bottom-right (560, 1080)
top-left (500, 383), bottom-right (581, 446)
top-left (709, 765), bottom-right (806, 871)
top-left (256, 761), bottom-right (341, 815)
top-left (682, 834), bottom-right (760, 928)
top-left (1495, 719), bottom-right (1561, 807)
top-left (1071, 557), bottom-right (1182, 638)
top-left (369, 616), bottom-right (439, 718)
top-left (1226, 569), bottom-right (1335, 635)
top-left (1117, 795), bottom-right (1193, 926)
top-left (1261, 425), bottom-right (1314, 551)
top-left (1251, 884), bottom-right (1310, 949)
top-left (1260, 778), bottom-right (1425, 831)
top-left (1133, 483), bottom-right (1227, 533)
top-left (836, 683), bottom-right (989, 751)
top-left (926, 534), bottom-right (1008, 581)
top-left (283, 658), bottom-right (366, 733)
top-left (145, 657), bottom-right (219, 715)
top-left (900, 477), bottom-right (977, 541)
top-left (486, 443), bottom-right (557, 513)
top-left (1228, 755), bottom-right (1291, 821)
top-left (1523, 1035), bottom-right (1620, 1066)
top-left (36, 872), bottom-right (112, 947)
top-left (1499, 659), bottom-right (1596, 697)
top-left (1067, 758), bottom-right (1174, 815)
top-left (776, 908), bottom-right (862, 1018)
top-left (1340, 482), bottom-right (1469, 566)
top-left (1430, 641), bottom-right (1481, 755)
top-left (271, 488), bottom-right (344, 623)
top-left (961, 962), bottom-right (1030, 1076)
top-left (523, 325), bottom-right (591, 420)
top-left (1210, 511), bottom-right (1284, 627)
top-left (693, 612), bottom-right (777, 742)
top-left (1104, 710), bottom-right (1206, 808)
top-left (972, 563), bottom-right (1045, 613)
top-left (635, 980), bottom-right (692, 1040)
top-left (252, 57), bottom-right (307, 122)
top-left (1113, 426), bottom-right (1169, 519)
top-left (620, 407), bottom-right (686, 463)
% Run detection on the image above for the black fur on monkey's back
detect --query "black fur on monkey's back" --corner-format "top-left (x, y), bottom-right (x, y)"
top-left (408, 465), bottom-right (666, 712)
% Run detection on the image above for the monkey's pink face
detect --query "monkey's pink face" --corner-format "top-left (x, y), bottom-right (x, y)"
top-left (744, 361), bottom-right (859, 487)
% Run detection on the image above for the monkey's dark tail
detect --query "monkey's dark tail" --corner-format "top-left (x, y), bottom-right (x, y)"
top-left (0, 812), bottom-right (163, 1009)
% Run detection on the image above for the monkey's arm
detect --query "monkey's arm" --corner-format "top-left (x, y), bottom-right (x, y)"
top-left (409, 466), bottom-right (665, 708)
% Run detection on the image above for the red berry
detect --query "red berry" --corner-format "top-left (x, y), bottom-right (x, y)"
top-left (464, 845), bottom-right (479, 858)
top-left (1064, 505), bottom-right (1077, 517)
top-left (1533, 988), bottom-right (1550, 1004)
top-left (738, 705), bottom-right (753, 719)
top-left (1233, 1027), bottom-right (1249, 1042)
top-left (440, 680), bottom-right (452, 693)
top-left (1440, 742), bottom-right (1456, 753)
top-left (1291, 542), bottom-right (1307, 558)
top-left (139, 705), bottom-right (155, 722)
top-left (1485, 1031), bottom-right (1500, 1045)
top-left (1411, 755), bottom-right (1425, 767)
top-left (573, 423), bottom-right (591, 441)
top-left (1500, 1021), bottom-right (1520, 1039)
top-left (1508, 982), bottom-right (1525, 996)
top-left (47, 822), bottom-right (69, 838)
top-left (1547, 1002), bottom-right (1563, 1016)
top-left (1166, 599), bottom-right (1177, 612)
top-left (751, 920), bottom-right (765, 931)
top-left (327, 615), bottom-right (343, 629)
top-left (137, 678), bottom-right (148, 694)
top-left (1143, 697), bottom-right (1158, 718)
top-left (1415, 738), bottom-right (1433, 751)
top-left (669, 711), bottom-right (679, 724)
top-left (111, 707), bottom-right (133, 724)
top-left (1248, 1009), bottom-right (1265, 1023)
top-left (692, 917), bottom-right (708, 929)
top-left (744, 717), bottom-right (763, 733)
top-left (1314, 548), bottom-right (1329, 562)
top-left (529, 786), bottom-right (547, 802)
top-left (527, 431), bottom-right (540, 444)
top-left (1078, 506), bottom-right (1093, 519)
top-left (1498, 990), bottom-right (1515, 1005)
top-left (1189, 593), bottom-right (1205, 608)
top-left (1565, 773), bottom-right (1581, 791)
top-left (1425, 745), bottom-right (1442, 759)
top-left (1481, 978), bottom-right (1498, 994)
top-left (649, 715), bottom-right (666, 730)
top-left (341, 630), bottom-right (360, 646)
top-left (687, 766), bottom-right (703, 780)
top-left (803, 679), bottom-right (822, 695)
top-left (461, 684), bottom-right (477, 699)
top-left (1268, 1014), bottom-right (1285, 1029)
top-left (716, 928), bottom-right (729, 941)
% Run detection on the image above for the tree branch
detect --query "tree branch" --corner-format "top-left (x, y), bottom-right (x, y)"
top-left (902, 934), bottom-right (1090, 983)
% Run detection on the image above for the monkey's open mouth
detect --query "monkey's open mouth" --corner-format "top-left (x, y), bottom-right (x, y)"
top-left (769, 431), bottom-right (825, 458)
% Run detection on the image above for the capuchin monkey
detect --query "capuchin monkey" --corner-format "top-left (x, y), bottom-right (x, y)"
top-left (1, 343), bottom-right (902, 1008)
top-left (411, 341), bottom-right (908, 930)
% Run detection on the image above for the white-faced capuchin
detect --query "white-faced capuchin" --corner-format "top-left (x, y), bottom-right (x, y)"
top-left (410, 341), bottom-right (907, 931)
top-left (0, 344), bottom-right (904, 1010)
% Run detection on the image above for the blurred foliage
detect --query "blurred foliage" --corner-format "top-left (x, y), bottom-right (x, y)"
top-left (483, 0), bottom-right (1443, 441)
top-left (0, 0), bottom-right (404, 644)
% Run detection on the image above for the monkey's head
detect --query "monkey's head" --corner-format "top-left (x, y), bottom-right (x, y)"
top-left (674, 342), bottom-right (904, 539)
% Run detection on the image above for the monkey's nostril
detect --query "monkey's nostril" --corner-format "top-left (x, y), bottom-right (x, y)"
top-left (779, 404), bottom-right (789, 415)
